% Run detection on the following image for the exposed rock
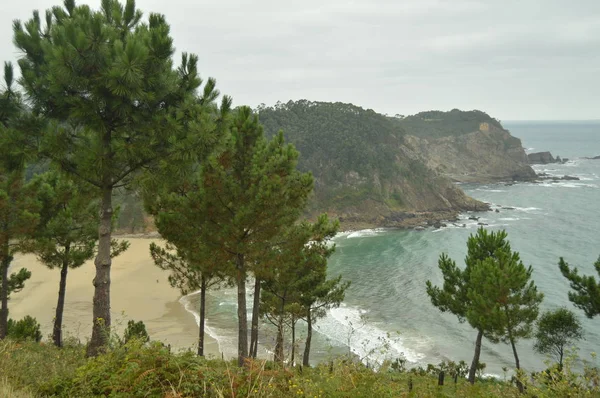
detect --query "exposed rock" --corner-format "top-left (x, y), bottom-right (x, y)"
top-left (583, 155), bottom-right (600, 160)
top-left (502, 207), bottom-right (515, 210)
top-left (495, 209), bottom-right (500, 213)
top-left (477, 222), bottom-right (488, 226)
top-left (404, 123), bottom-right (537, 183)
top-left (528, 151), bottom-right (570, 165)
top-left (468, 216), bottom-right (480, 221)
top-left (528, 151), bottom-right (556, 164)
top-left (537, 174), bottom-right (580, 182)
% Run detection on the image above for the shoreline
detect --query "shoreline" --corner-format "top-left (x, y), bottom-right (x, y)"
top-left (9, 239), bottom-right (221, 357)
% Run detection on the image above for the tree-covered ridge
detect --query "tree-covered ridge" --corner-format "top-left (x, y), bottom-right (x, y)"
top-left (257, 100), bottom-right (486, 220)
top-left (397, 109), bottom-right (504, 139)
top-left (258, 100), bottom-right (405, 181)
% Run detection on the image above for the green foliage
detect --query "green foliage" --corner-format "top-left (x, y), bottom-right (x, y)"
top-left (6, 316), bottom-right (42, 342)
top-left (534, 308), bottom-right (584, 368)
top-left (0, 338), bottom-right (538, 397)
top-left (559, 256), bottom-right (600, 318)
top-left (259, 214), bottom-right (345, 363)
top-left (425, 228), bottom-right (539, 384)
top-left (468, 245), bottom-right (544, 345)
top-left (258, 100), bottom-right (409, 211)
top-left (13, 0), bottom-right (229, 354)
top-left (122, 320), bottom-right (149, 344)
top-left (0, 62), bottom-right (42, 339)
top-left (27, 171), bottom-right (98, 270)
top-left (172, 106), bottom-right (313, 365)
top-left (396, 109), bottom-right (503, 139)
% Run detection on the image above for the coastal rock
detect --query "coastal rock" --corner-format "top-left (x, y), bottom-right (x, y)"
top-left (403, 117), bottom-right (537, 183)
top-left (528, 151), bottom-right (570, 165)
top-left (477, 222), bottom-right (488, 226)
top-left (528, 151), bottom-right (556, 164)
top-left (536, 174), bottom-right (581, 182)
top-left (468, 216), bottom-right (480, 221)
top-left (584, 155), bottom-right (600, 160)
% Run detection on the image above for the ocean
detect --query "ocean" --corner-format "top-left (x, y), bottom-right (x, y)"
top-left (183, 121), bottom-right (600, 375)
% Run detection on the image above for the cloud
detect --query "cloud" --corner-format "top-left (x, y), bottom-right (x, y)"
top-left (1, 0), bottom-right (599, 119)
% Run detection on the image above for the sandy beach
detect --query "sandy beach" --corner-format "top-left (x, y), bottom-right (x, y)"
top-left (8, 237), bottom-right (221, 357)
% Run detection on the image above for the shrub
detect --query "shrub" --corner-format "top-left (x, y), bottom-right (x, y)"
top-left (122, 320), bottom-right (150, 344)
top-left (7, 316), bottom-right (42, 342)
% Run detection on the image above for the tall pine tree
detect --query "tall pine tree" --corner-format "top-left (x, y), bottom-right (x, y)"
top-left (27, 171), bottom-right (128, 346)
top-left (14, 0), bottom-right (226, 355)
top-left (559, 256), bottom-right (600, 319)
top-left (426, 228), bottom-right (513, 384)
top-left (194, 107), bottom-right (313, 366)
top-left (0, 62), bottom-right (41, 339)
top-left (469, 246), bottom-right (543, 392)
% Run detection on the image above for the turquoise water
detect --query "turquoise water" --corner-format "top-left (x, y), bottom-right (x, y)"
top-left (186, 121), bottom-right (600, 375)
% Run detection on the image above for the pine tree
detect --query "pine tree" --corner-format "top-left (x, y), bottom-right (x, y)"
top-left (534, 308), bottom-right (583, 370)
top-left (426, 227), bottom-right (513, 384)
top-left (0, 62), bottom-right (41, 339)
top-left (559, 256), bottom-right (600, 319)
top-left (192, 107), bottom-right (313, 366)
top-left (27, 170), bottom-right (128, 346)
top-left (14, 0), bottom-right (226, 355)
top-left (469, 246), bottom-right (543, 392)
top-left (149, 243), bottom-right (225, 356)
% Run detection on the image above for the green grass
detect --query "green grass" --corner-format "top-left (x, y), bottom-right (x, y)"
top-left (1, 338), bottom-right (598, 397)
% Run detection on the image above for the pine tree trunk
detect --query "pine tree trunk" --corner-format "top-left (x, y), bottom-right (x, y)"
top-left (198, 275), bottom-right (206, 356)
top-left (510, 335), bottom-right (524, 393)
top-left (274, 313), bottom-right (284, 364)
top-left (468, 329), bottom-right (483, 384)
top-left (291, 316), bottom-right (296, 366)
top-left (302, 309), bottom-right (313, 367)
top-left (87, 187), bottom-right (113, 357)
top-left (53, 245), bottom-right (70, 347)
top-left (236, 253), bottom-right (248, 367)
top-left (0, 240), bottom-right (10, 339)
top-left (249, 277), bottom-right (261, 358)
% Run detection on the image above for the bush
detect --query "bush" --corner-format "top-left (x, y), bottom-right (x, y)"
top-left (122, 320), bottom-right (150, 344)
top-left (7, 316), bottom-right (42, 342)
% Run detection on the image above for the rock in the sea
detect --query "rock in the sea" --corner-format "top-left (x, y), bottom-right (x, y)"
top-left (468, 216), bottom-right (480, 221)
top-left (528, 151), bottom-right (557, 164)
top-left (495, 209), bottom-right (500, 213)
top-left (583, 155), bottom-right (600, 160)
top-left (502, 207), bottom-right (515, 210)
top-left (477, 222), bottom-right (488, 226)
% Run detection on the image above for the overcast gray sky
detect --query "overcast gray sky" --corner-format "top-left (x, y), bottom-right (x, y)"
top-left (2, 0), bottom-right (599, 120)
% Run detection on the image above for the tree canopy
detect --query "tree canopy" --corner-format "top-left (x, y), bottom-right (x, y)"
top-left (13, 0), bottom-right (228, 355)
top-left (559, 256), bottom-right (600, 319)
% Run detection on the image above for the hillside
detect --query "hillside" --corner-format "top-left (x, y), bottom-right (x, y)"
top-left (257, 101), bottom-right (488, 229)
top-left (397, 109), bottom-right (536, 182)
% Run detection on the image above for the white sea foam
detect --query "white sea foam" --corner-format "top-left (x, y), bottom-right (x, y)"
top-left (498, 217), bottom-right (520, 221)
top-left (511, 206), bottom-right (541, 213)
top-left (346, 229), bottom-right (385, 239)
top-left (313, 304), bottom-right (426, 366)
top-left (179, 292), bottom-right (236, 356)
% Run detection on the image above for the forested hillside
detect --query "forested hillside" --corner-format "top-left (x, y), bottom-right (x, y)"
top-left (258, 100), bottom-right (487, 228)
top-left (395, 109), bottom-right (503, 138)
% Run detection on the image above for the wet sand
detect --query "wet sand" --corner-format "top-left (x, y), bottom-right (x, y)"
top-left (9, 238), bottom-right (221, 357)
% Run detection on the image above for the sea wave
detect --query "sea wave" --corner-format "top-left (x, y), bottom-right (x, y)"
top-left (179, 292), bottom-right (235, 356)
top-left (313, 304), bottom-right (426, 366)
top-left (346, 229), bottom-right (386, 239)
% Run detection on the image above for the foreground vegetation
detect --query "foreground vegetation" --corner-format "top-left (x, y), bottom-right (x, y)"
top-left (2, 337), bottom-right (599, 397)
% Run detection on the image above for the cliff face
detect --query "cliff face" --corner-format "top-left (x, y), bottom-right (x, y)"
top-left (399, 113), bottom-right (537, 183)
top-left (258, 101), bottom-right (489, 229)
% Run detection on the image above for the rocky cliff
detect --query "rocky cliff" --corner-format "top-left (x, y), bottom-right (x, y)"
top-left (398, 110), bottom-right (537, 183)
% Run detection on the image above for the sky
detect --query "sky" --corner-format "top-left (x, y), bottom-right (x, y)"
top-left (1, 0), bottom-right (599, 120)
